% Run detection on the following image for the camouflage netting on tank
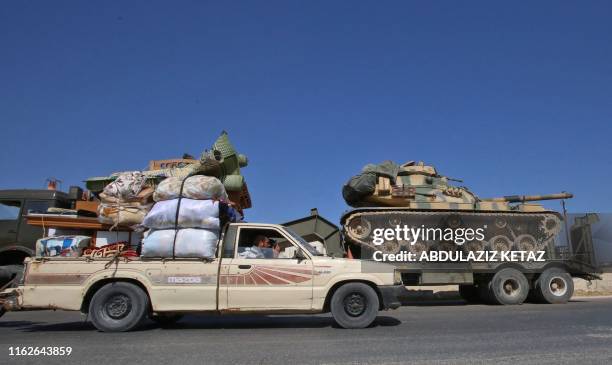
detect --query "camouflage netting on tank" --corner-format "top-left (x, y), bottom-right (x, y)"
top-left (342, 160), bottom-right (401, 205)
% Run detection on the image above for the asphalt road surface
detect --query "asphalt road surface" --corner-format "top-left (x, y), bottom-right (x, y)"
top-left (2, 297), bottom-right (612, 365)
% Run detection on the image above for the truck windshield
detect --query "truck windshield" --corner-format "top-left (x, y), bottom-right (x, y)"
top-left (283, 227), bottom-right (323, 256)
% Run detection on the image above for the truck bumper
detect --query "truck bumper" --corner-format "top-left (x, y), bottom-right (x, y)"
top-left (0, 288), bottom-right (21, 314)
top-left (378, 285), bottom-right (407, 310)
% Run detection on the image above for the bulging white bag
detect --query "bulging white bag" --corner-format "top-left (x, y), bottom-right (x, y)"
top-left (153, 176), bottom-right (228, 202)
top-left (143, 199), bottom-right (220, 230)
top-left (141, 228), bottom-right (218, 258)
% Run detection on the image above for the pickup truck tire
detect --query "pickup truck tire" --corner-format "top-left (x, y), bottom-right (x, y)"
top-left (89, 282), bottom-right (150, 332)
top-left (330, 283), bottom-right (379, 329)
top-left (534, 268), bottom-right (574, 304)
top-left (0, 265), bottom-right (24, 287)
top-left (488, 268), bottom-right (529, 305)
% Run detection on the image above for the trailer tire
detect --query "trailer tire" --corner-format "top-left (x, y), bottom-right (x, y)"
top-left (488, 268), bottom-right (529, 305)
top-left (459, 285), bottom-right (480, 303)
top-left (534, 268), bottom-right (573, 304)
top-left (330, 283), bottom-right (379, 329)
top-left (0, 307), bottom-right (5, 318)
top-left (89, 282), bottom-right (149, 332)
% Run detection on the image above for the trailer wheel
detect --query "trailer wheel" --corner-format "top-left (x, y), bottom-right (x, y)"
top-left (488, 268), bottom-right (529, 305)
top-left (330, 283), bottom-right (379, 329)
top-left (0, 307), bottom-right (5, 318)
top-left (458, 285), bottom-right (480, 303)
top-left (89, 282), bottom-right (149, 332)
top-left (534, 268), bottom-right (573, 304)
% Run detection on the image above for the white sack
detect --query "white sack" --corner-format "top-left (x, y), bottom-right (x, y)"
top-left (141, 228), bottom-right (218, 258)
top-left (142, 199), bottom-right (220, 229)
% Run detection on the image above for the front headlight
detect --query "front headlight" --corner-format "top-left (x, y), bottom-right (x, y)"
top-left (393, 270), bottom-right (402, 285)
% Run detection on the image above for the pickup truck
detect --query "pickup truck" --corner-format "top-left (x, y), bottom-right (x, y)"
top-left (0, 222), bottom-right (405, 331)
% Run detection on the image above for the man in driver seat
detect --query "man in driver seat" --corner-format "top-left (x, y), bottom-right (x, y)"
top-left (239, 235), bottom-right (281, 259)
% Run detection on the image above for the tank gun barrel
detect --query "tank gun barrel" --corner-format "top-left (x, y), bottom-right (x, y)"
top-left (444, 177), bottom-right (463, 183)
top-left (482, 192), bottom-right (573, 203)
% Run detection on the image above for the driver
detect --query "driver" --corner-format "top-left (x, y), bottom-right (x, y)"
top-left (239, 235), bottom-right (281, 258)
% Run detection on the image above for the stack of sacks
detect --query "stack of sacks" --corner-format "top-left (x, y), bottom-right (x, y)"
top-left (141, 175), bottom-right (240, 258)
top-left (36, 236), bottom-right (91, 257)
top-left (98, 171), bottom-right (154, 227)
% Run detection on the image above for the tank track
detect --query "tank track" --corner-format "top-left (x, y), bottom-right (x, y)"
top-left (342, 209), bottom-right (563, 258)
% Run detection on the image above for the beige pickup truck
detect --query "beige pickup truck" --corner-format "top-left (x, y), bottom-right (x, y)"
top-left (0, 223), bottom-right (405, 331)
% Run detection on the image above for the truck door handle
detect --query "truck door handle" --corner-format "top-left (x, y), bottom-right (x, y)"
top-left (238, 265), bottom-right (251, 269)
top-left (8, 230), bottom-right (16, 233)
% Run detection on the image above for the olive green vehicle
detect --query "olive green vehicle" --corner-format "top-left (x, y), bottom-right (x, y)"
top-left (0, 189), bottom-right (77, 285)
top-left (341, 160), bottom-right (599, 305)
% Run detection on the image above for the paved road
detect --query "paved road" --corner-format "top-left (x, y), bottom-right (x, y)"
top-left (1, 298), bottom-right (612, 365)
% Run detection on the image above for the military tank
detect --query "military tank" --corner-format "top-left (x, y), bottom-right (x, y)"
top-left (341, 161), bottom-right (572, 258)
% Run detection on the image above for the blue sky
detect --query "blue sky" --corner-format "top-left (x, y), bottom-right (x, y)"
top-left (1, 1), bottom-right (611, 224)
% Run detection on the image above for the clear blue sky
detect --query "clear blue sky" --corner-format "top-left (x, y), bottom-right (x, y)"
top-left (1, 1), bottom-right (611, 224)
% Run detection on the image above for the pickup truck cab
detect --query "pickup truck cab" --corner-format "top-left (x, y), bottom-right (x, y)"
top-left (0, 223), bottom-right (405, 331)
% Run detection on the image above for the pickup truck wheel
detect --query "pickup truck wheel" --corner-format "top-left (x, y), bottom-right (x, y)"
top-left (488, 268), bottom-right (529, 305)
top-left (534, 268), bottom-right (573, 304)
top-left (89, 282), bottom-right (149, 332)
top-left (151, 313), bottom-right (183, 327)
top-left (0, 265), bottom-right (24, 287)
top-left (330, 283), bottom-right (379, 329)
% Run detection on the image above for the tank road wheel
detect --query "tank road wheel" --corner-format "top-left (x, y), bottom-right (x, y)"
top-left (408, 241), bottom-right (429, 256)
top-left (489, 235), bottom-right (513, 251)
top-left (459, 285), bottom-right (481, 303)
top-left (347, 217), bottom-right (372, 240)
top-left (515, 234), bottom-right (538, 252)
top-left (487, 268), bottom-right (529, 305)
top-left (464, 240), bottom-right (487, 252)
top-left (381, 240), bottom-right (400, 254)
top-left (331, 283), bottom-right (379, 329)
top-left (534, 268), bottom-right (574, 304)
top-left (89, 282), bottom-right (150, 332)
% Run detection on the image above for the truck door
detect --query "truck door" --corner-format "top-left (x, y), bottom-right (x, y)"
top-left (0, 199), bottom-right (22, 246)
top-left (224, 226), bottom-right (314, 311)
